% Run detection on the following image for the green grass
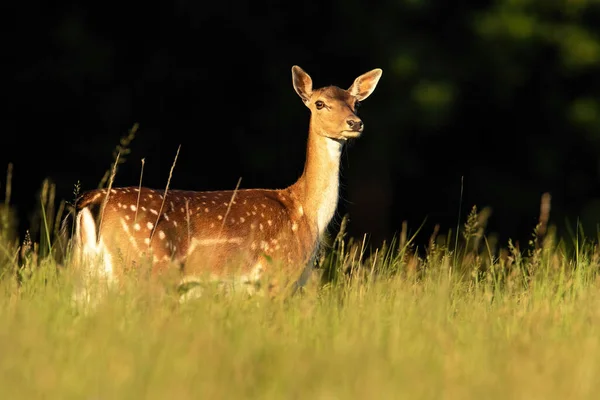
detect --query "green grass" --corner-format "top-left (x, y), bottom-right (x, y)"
top-left (1, 149), bottom-right (599, 398)
top-left (1, 200), bottom-right (600, 399)
top-left (1, 254), bottom-right (600, 399)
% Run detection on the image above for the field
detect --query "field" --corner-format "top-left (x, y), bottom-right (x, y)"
top-left (2, 180), bottom-right (600, 400)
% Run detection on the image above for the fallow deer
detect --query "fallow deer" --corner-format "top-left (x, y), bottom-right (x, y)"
top-left (71, 65), bottom-right (382, 301)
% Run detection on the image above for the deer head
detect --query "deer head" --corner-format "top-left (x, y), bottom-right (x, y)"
top-left (292, 65), bottom-right (382, 140)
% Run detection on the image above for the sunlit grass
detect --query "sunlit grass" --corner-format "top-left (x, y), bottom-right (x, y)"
top-left (1, 138), bottom-right (600, 399)
top-left (1, 188), bottom-right (600, 399)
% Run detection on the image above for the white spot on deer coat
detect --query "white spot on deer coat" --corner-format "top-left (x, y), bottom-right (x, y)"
top-left (120, 218), bottom-right (129, 232)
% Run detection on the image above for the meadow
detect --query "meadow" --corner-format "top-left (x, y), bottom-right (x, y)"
top-left (1, 157), bottom-right (600, 399)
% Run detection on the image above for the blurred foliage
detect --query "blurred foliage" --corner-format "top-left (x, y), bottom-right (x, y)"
top-left (6, 0), bottom-right (600, 247)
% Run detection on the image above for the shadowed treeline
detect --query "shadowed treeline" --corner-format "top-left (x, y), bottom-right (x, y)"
top-left (5, 0), bottom-right (600, 250)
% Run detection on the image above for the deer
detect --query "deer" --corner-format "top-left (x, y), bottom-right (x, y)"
top-left (69, 65), bottom-right (383, 303)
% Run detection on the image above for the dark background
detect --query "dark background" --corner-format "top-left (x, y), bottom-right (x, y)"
top-left (5, 0), bottom-right (600, 251)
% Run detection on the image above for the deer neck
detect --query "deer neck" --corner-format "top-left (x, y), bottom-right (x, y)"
top-left (291, 121), bottom-right (344, 237)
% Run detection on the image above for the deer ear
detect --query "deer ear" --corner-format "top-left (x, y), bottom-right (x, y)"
top-left (292, 65), bottom-right (313, 104)
top-left (348, 68), bottom-right (383, 101)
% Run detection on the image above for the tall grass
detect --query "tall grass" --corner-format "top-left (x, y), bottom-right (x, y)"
top-left (0, 188), bottom-right (599, 398)
top-left (1, 135), bottom-right (600, 398)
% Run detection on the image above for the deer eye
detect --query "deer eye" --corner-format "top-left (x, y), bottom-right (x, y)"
top-left (315, 100), bottom-right (325, 110)
top-left (354, 101), bottom-right (361, 111)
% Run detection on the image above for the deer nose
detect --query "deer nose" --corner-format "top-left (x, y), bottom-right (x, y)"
top-left (346, 119), bottom-right (363, 131)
